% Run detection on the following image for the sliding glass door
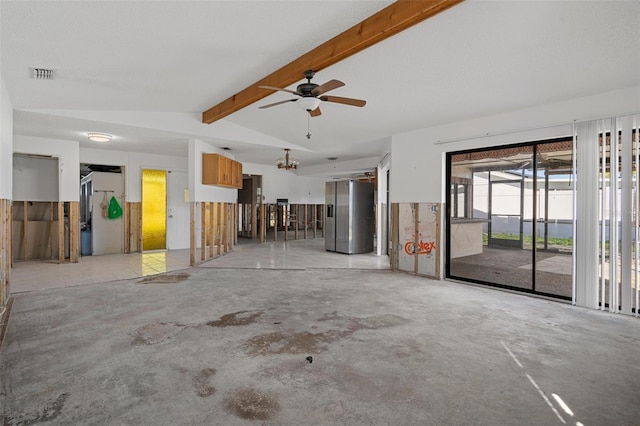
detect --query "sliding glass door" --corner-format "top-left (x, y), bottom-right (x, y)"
top-left (446, 139), bottom-right (573, 299)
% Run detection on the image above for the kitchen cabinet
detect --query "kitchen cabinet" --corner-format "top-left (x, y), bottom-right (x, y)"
top-left (202, 153), bottom-right (243, 189)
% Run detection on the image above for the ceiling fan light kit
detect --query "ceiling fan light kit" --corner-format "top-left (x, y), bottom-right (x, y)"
top-left (276, 149), bottom-right (299, 170)
top-left (298, 97), bottom-right (321, 112)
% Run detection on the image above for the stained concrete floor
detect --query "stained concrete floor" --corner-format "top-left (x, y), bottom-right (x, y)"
top-left (1, 239), bottom-right (640, 425)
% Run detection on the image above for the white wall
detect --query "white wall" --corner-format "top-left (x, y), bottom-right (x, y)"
top-left (14, 135), bottom-right (80, 201)
top-left (80, 148), bottom-right (128, 169)
top-left (80, 147), bottom-right (188, 202)
top-left (12, 155), bottom-right (58, 201)
top-left (0, 78), bottom-right (13, 199)
top-left (187, 138), bottom-right (325, 204)
top-left (129, 152), bottom-right (188, 202)
top-left (391, 86), bottom-right (640, 203)
top-left (243, 162), bottom-right (325, 204)
top-left (188, 138), bottom-right (238, 203)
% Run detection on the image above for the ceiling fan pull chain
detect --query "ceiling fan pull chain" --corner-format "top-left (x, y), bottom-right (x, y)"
top-left (306, 113), bottom-right (311, 139)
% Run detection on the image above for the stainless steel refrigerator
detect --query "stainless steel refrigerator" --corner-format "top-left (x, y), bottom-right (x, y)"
top-left (325, 180), bottom-right (374, 254)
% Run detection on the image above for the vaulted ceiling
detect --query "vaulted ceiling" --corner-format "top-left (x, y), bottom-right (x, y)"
top-left (2, 1), bottom-right (638, 178)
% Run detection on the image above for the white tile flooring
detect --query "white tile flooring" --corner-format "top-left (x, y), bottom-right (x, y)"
top-left (201, 238), bottom-right (389, 270)
top-left (9, 238), bottom-right (390, 294)
top-left (10, 249), bottom-right (191, 293)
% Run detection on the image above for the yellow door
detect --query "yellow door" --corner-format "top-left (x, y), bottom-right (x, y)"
top-left (142, 169), bottom-right (166, 251)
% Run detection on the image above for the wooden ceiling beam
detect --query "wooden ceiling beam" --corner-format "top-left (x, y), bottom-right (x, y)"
top-left (202, 0), bottom-right (464, 124)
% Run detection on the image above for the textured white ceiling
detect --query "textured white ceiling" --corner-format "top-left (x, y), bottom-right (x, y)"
top-left (2, 0), bottom-right (639, 176)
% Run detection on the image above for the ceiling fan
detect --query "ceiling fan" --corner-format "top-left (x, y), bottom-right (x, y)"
top-left (258, 70), bottom-right (366, 117)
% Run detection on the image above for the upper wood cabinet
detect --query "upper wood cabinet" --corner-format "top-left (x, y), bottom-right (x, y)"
top-left (202, 153), bottom-right (243, 189)
top-left (232, 160), bottom-right (242, 188)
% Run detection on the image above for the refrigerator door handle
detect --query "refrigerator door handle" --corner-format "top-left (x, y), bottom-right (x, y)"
top-left (327, 204), bottom-right (334, 218)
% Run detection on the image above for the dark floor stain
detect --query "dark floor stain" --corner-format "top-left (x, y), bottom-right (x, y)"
top-left (130, 323), bottom-right (187, 345)
top-left (192, 368), bottom-right (217, 397)
top-left (244, 330), bottom-right (348, 355)
top-left (206, 310), bottom-right (262, 327)
top-left (244, 313), bottom-right (408, 356)
top-left (6, 393), bottom-right (68, 426)
top-left (224, 388), bottom-right (280, 420)
top-left (137, 272), bottom-right (190, 284)
top-left (130, 311), bottom-right (261, 346)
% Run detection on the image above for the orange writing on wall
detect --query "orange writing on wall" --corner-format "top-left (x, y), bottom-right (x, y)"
top-left (404, 240), bottom-right (436, 256)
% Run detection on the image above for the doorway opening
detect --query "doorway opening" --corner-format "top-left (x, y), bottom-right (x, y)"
top-left (238, 175), bottom-right (262, 241)
top-left (79, 163), bottom-right (124, 256)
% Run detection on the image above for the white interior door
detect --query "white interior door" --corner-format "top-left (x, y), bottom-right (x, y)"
top-left (166, 170), bottom-right (190, 250)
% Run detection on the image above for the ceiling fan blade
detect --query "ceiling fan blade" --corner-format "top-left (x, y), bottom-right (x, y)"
top-left (258, 98), bottom-right (297, 109)
top-left (319, 95), bottom-right (366, 107)
top-left (309, 107), bottom-right (322, 117)
top-left (259, 85), bottom-right (301, 96)
top-left (311, 79), bottom-right (345, 96)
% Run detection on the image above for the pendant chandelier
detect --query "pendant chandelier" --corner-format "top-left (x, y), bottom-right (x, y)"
top-left (276, 149), bottom-right (299, 170)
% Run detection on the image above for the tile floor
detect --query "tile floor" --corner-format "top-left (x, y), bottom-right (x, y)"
top-left (9, 238), bottom-right (389, 294)
top-left (201, 238), bottom-right (389, 270)
top-left (10, 249), bottom-right (191, 293)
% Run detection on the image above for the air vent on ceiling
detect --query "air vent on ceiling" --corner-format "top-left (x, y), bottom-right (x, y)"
top-left (31, 68), bottom-right (55, 80)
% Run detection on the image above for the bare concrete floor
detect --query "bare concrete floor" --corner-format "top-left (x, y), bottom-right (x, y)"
top-left (1, 240), bottom-right (639, 425)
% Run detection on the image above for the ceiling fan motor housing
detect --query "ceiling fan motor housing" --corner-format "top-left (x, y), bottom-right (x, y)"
top-left (296, 82), bottom-right (319, 96)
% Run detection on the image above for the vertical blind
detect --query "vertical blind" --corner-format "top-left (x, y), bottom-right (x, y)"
top-left (575, 114), bottom-right (640, 315)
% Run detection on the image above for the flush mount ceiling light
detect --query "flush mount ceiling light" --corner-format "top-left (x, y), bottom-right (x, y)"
top-left (276, 149), bottom-right (299, 170)
top-left (87, 132), bottom-right (112, 143)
